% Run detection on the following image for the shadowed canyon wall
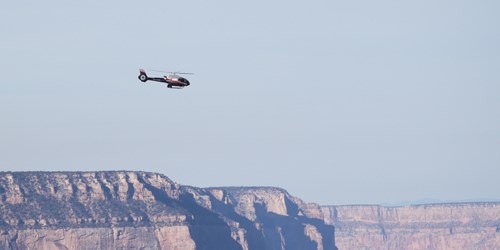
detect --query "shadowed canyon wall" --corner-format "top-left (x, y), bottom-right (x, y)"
top-left (0, 171), bottom-right (336, 250)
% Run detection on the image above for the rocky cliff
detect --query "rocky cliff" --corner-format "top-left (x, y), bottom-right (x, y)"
top-left (322, 203), bottom-right (500, 250)
top-left (0, 171), bottom-right (336, 250)
top-left (2, 171), bottom-right (498, 250)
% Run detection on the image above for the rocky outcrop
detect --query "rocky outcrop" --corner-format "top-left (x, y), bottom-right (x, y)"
top-left (5, 171), bottom-right (497, 249)
top-left (322, 203), bottom-right (500, 250)
top-left (0, 171), bottom-right (336, 250)
top-left (203, 187), bottom-right (336, 250)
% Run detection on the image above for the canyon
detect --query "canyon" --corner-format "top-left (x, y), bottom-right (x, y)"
top-left (0, 171), bottom-right (335, 250)
top-left (0, 171), bottom-right (499, 249)
top-left (323, 203), bottom-right (500, 250)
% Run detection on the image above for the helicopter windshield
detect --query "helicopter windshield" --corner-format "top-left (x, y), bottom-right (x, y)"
top-left (177, 77), bottom-right (189, 83)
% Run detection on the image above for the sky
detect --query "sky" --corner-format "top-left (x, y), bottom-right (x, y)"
top-left (1, 0), bottom-right (499, 205)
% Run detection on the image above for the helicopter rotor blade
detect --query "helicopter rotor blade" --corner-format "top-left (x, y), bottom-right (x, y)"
top-left (148, 70), bottom-right (194, 75)
top-left (149, 70), bottom-right (171, 73)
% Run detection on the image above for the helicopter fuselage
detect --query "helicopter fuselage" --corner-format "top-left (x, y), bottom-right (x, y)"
top-left (138, 69), bottom-right (190, 89)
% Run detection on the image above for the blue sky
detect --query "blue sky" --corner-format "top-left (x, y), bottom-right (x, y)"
top-left (1, 0), bottom-right (499, 205)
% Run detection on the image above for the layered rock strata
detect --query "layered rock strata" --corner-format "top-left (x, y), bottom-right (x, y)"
top-left (0, 171), bottom-right (336, 250)
top-left (322, 203), bottom-right (500, 250)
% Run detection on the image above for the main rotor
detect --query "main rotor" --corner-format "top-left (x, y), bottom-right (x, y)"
top-left (149, 70), bottom-right (194, 75)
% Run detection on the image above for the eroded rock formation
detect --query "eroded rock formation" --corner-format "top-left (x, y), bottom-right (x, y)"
top-left (2, 171), bottom-right (498, 249)
top-left (0, 171), bottom-right (336, 250)
top-left (322, 203), bottom-right (500, 250)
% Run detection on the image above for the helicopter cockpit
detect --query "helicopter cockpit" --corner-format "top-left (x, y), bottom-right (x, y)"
top-left (176, 77), bottom-right (190, 85)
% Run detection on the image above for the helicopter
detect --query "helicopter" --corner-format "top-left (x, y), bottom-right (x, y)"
top-left (138, 69), bottom-right (193, 89)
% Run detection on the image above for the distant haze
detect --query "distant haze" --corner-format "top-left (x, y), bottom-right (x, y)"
top-left (1, 0), bottom-right (499, 205)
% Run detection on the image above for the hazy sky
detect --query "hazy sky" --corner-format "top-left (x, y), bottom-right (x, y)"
top-left (1, 1), bottom-right (499, 205)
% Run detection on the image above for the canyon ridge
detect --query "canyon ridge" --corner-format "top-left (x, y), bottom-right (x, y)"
top-left (0, 171), bottom-right (498, 249)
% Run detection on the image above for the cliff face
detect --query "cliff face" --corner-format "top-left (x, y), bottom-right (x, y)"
top-left (201, 187), bottom-right (335, 250)
top-left (3, 171), bottom-right (498, 250)
top-left (322, 203), bottom-right (500, 250)
top-left (0, 171), bottom-right (336, 250)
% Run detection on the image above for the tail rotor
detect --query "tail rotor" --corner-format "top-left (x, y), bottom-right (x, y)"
top-left (138, 69), bottom-right (148, 82)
